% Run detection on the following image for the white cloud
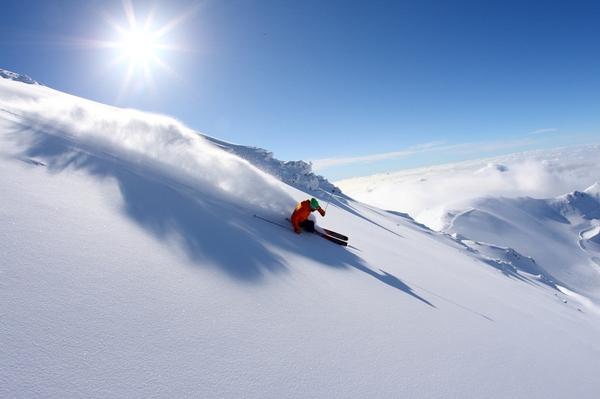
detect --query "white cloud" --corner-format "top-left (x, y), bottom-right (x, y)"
top-left (311, 141), bottom-right (447, 170)
top-left (528, 128), bottom-right (558, 135)
top-left (338, 145), bottom-right (600, 230)
top-left (311, 137), bottom-right (540, 171)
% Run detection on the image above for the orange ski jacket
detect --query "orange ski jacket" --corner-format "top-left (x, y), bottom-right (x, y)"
top-left (290, 200), bottom-right (325, 233)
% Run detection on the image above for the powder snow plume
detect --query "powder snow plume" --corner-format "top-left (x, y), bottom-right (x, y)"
top-left (0, 80), bottom-right (296, 216)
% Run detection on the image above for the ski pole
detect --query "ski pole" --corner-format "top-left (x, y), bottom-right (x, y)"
top-left (323, 188), bottom-right (335, 211)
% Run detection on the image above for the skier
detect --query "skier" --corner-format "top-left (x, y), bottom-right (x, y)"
top-left (290, 198), bottom-right (326, 234)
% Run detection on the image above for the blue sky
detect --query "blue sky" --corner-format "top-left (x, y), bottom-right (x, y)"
top-left (1, 0), bottom-right (599, 180)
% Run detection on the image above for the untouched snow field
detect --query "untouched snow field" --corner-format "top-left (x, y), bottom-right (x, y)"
top-left (2, 73), bottom-right (600, 398)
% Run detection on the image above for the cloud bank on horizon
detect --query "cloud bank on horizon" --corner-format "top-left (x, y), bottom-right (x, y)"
top-left (311, 129), bottom-right (598, 180)
top-left (337, 145), bottom-right (600, 230)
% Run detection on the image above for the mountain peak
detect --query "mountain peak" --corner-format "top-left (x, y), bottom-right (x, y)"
top-left (201, 134), bottom-right (341, 197)
top-left (584, 182), bottom-right (600, 198)
top-left (0, 68), bottom-right (41, 85)
top-left (551, 186), bottom-right (600, 219)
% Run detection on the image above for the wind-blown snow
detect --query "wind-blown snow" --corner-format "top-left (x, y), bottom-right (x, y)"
top-left (2, 72), bottom-right (600, 399)
top-left (0, 78), bottom-right (296, 217)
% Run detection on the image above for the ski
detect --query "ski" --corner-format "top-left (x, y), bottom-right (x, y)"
top-left (321, 228), bottom-right (348, 241)
top-left (285, 217), bottom-right (349, 242)
top-left (315, 231), bottom-right (348, 246)
top-left (255, 214), bottom-right (347, 246)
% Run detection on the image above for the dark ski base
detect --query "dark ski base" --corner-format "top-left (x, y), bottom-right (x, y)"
top-left (255, 214), bottom-right (348, 246)
top-left (322, 228), bottom-right (348, 241)
top-left (285, 217), bottom-right (349, 244)
top-left (314, 231), bottom-right (348, 246)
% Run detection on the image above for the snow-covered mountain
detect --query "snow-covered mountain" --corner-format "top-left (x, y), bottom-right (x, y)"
top-left (202, 134), bottom-right (341, 196)
top-left (0, 67), bottom-right (41, 85)
top-left (338, 148), bottom-right (600, 304)
top-left (2, 72), bottom-right (600, 398)
top-left (445, 186), bottom-right (600, 305)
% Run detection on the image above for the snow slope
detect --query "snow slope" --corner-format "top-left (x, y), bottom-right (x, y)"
top-left (444, 188), bottom-right (600, 304)
top-left (2, 74), bottom-right (600, 398)
top-left (337, 135), bottom-right (600, 305)
top-left (0, 68), bottom-right (41, 85)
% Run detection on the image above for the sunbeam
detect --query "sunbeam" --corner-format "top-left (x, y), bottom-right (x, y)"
top-left (100, 0), bottom-right (200, 101)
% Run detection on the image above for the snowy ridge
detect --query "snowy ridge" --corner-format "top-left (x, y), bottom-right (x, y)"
top-left (550, 188), bottom-right (600, 219)
top-left (584, 181), bottom-right (600, 200)
top-left (2, 72), bottom-right (600, 398)
top-left (203, 134), bottom-right (341, 196)
top-left (443, 183), bottom-right (600, 303)
top-left (453, 236), bottom-right (555, 286)
top-left (0, 66), bottom-right (338, 198)
top-left (0, 67), bottom-right (41, 85)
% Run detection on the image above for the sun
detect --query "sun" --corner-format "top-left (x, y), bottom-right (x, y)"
top-left (99, 0), bottom-right (199, 100)
top-left (106, 2), bottom-right (173, 72)
top-left (117, 29), bottom-right (161, 66)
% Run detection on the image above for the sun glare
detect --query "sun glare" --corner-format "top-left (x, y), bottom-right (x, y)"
top-left (118, 30), bottom-right (159, 65)
top-left (99, 0), bottom-right (199, 100)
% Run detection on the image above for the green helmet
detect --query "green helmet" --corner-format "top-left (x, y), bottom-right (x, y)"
top-left (310, 198), bottom-right (320, 210)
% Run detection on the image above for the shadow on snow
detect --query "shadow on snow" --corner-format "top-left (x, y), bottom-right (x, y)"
top-left (9, 117), bottom-right (434, 307)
